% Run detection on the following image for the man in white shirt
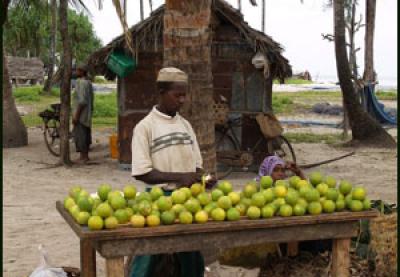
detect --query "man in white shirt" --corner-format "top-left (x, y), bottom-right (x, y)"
top-left (129, 67), bottom-right (205, 277)
top-left (131, 67), bottom-right (205, 191)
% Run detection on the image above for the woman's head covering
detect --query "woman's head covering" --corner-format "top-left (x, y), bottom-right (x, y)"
top-left (256, 155), bottom-right (285, 181)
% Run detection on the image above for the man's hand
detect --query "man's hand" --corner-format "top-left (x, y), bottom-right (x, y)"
top-left (205, 173), bottom-right (218, 189)
top-left (176, 172), bottom-right (202, 188)
top-left (285, 162), bottom-right (305, 179)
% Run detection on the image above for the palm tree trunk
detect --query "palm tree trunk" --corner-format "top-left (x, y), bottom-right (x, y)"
top-left (43, 0), bottom-right (57, 94)
top-left (2, 51), bottom-right (28, 148)
top-left (59, 0), bottom-right (72, 164)
top-left (164, 0), bottom-right (216, 173)
top-left (261, 0), bottom-right (265, 32)
top-left (333, 0), bottom-right (395, 147)
top-left (363, 0), bottom-right (376, 82)
top-left (140, 0), bottom-right (144, 20)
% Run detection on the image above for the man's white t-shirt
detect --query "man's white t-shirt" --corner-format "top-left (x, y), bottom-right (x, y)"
top-left (131, 106), bottom-right (203, 190)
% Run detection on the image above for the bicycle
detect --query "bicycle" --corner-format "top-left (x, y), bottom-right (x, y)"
top-left (39, 103), bottom-right (74, 156)
top-left (215, 114), bottom-right (296, 179)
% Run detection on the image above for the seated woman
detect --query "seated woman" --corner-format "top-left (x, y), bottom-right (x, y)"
top-left (256, 155), bottom-right (305, 182)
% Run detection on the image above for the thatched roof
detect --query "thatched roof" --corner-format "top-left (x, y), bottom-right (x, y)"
top-left (88, 0), bottom-right (292, 80)
top-left (7, 56), bottom-right (44, 80)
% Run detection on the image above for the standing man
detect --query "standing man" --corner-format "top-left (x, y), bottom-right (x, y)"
top-left (72, 65), bottom-right (94, 163)
top-left (129, 67), bottom-right (205, 277)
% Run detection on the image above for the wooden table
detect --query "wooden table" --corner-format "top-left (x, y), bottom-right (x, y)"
top-left (56, 201), bottom-right (378, 277)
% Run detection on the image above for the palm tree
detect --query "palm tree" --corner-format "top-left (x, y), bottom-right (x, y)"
top-left (2, 0), bottom-right (29, 148)
top-left (43, 0), bottom-right (57, 94)
top-left (363, 0), bottom-right (376, 83)
top-left (333, 0), bottom-right (395, 147)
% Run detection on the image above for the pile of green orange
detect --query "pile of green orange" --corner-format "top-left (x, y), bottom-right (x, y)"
top-left (63, 172), bottom-right (371, 230)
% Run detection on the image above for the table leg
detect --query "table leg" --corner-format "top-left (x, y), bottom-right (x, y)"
top-left (106, 257), bottom-right (125, 277)
top-left (331, 238), bottom-right (351, 277)
top-left (80, 239), bottom-right (96, 277)
top-left (287, 242), bottom-right (299, 257)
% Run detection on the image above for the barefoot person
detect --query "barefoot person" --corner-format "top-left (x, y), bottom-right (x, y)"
top-left (128, 67), bottom-right (205, 277)
top-left (72, 65), bottom-right (94, 163)
top-left (257, 155), bottom-right (305, 182)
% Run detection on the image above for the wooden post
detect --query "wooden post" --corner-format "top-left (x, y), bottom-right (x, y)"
top-left (164, 0), bottom-right (216, 173)
top-left (80, 239), bottom-right (97, 277)
top-left (286, 242), bottom-right (299, 257)
top-left (331, 238), bottom-right (351, 277)
top-left (106, 257), bottom-right (125, 277)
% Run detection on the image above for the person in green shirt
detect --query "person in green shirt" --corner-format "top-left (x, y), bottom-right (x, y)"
top-left (72, 65), bottom-right (94, 163)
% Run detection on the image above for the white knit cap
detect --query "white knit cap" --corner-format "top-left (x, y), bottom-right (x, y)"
top-left (157, 67), bottom-right (188, 83)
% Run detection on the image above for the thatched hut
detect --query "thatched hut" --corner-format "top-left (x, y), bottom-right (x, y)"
top-left (7, 56), bottom-right (44, 85)
top-left (88, 0), bottom-right (292, 166)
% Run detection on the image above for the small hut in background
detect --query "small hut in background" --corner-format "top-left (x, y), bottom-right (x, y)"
top-left (7, 56), bottom-right (44, 86)
top-left (88, 0), bottom-right (292, 166)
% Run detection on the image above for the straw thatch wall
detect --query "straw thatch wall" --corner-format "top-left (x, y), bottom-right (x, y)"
top-left (7, 56), bottom-right (44, 85)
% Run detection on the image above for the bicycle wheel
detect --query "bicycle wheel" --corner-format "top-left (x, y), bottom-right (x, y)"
top-left (44, 118), bottom-right (61, 157)
top-left (267, 135), bottom-right (296, 163)
top-left (215, 129), bottom-right (239, 179)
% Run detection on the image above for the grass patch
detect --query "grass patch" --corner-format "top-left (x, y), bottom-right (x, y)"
top-left (93, 117), bottom-right (117, 128)
top-left (93, 76), bottom-right (116, 84)
top-left (376, 90), bottom-right (397, 101)
top-left (272, 95), bottom-right (294, 113)
top-left (274, 78), bottom-right (314, 85)
top-left (16, 86), bottom-right (118, 128)
top-left (93, 92), bottom-right (117, 118)
top-left (285, 132), bottom-right (342, 144)
top-left (13, 86), bottom-right (60, 102)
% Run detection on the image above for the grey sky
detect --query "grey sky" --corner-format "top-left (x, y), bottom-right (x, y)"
top-left (86, 0), bottom-right (397, 84)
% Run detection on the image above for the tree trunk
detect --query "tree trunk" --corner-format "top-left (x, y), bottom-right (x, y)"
top-left (333, 0), bottom-right (395, 147)
top-left (2, 52), bottom-right (28, 148)
top-left (140, 0), bottom-right (144, 20)
top-left (164, 0), bottom-right (216, 173)
top-left (261, 0), bottom-right (265, 32)
top-left (363, 0), bottom-right (376, 82)
top-left (59, 0), bottom-right (72, 164)
top-left (43, 0), bottom-right (57, 94)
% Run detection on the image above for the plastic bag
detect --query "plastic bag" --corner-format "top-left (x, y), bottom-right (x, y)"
top-left (28, 245), bottom-right (68, 277)
top-left (251, 51), bottom-right (270, 78)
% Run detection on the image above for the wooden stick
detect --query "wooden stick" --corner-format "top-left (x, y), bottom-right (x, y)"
top-left (298, 152), bottom-right (355, 169)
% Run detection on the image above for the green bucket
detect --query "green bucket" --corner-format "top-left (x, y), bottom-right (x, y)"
top-left (107, 51), bottom-right (136, 78)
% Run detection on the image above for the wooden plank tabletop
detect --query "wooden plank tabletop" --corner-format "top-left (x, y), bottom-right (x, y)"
top-left (56, 201), bottom-right (379, 241)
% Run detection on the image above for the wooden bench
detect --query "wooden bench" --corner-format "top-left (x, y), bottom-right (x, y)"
top-left (56, 201), bottom-right (378, 277)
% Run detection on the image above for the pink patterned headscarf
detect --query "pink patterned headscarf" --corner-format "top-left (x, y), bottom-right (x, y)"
top-left (256, 155), bottom-right (285, 181)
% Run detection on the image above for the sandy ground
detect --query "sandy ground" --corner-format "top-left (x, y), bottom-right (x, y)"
top-left (3, 126), bottom-right (397, 277)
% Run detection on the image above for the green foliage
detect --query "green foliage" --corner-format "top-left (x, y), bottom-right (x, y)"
top-left (64, 9), bottom-right (102, 64)
top-left (4, 6), bottom-right (102, 65)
